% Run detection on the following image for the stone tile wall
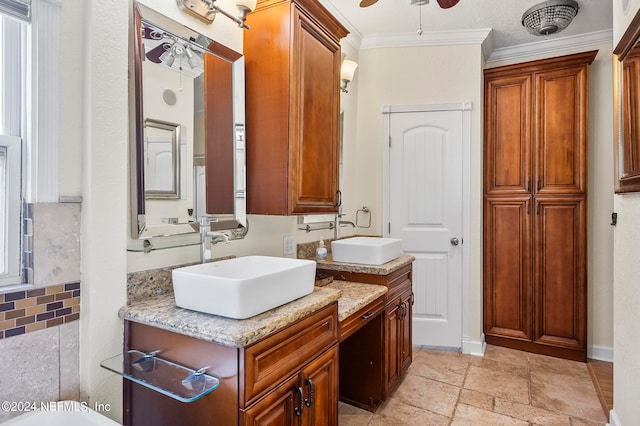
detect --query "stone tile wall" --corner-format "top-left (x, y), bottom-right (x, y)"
top-left (0, 202), bottom-right (81, 421)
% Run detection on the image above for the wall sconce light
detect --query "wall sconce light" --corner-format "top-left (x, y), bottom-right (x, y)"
top-left (178, 0), bottom-right (257, 30)
top-left (340, 59), bottom-right (358, 93)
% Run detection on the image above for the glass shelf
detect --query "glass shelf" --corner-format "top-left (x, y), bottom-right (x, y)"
top-left (100, 350), bottom-right (220, 403)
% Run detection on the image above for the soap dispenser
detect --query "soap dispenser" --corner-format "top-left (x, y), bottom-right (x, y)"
top-left (316, 239), bottom-right (327, 260)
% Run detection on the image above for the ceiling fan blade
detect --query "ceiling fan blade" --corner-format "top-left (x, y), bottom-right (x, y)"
top-left (145, 43), bottom-right (169, 63)
top-left (360, 0), bottom-right (379, 7)
top-left (435, 0), bottom-right (460, 8)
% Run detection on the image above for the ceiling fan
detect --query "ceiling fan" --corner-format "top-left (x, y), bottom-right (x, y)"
top-left (360, 0), bottom-right (460, 8)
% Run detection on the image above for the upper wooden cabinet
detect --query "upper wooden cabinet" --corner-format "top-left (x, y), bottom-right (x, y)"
top-left (244, 0), bottom-right (348, 215)
top-left (484, 51), bottom-right (596, 196)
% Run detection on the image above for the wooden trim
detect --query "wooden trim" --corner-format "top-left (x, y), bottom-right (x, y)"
top-left (483, 50), bottom-right (598, 79)
top-left (613, 8), bottom-right (640, 193)
top-left (614, 8), bottom-right (640, 57)
top-left (255, 0), bottom-right (348, 40)
top-left (485, 334), bottom-right (586, 362)
top-left (587, 359), bottom-right (613, 422)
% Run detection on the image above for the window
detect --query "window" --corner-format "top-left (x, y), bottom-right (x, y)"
top-left (0, 9), bottom-right (26, 286)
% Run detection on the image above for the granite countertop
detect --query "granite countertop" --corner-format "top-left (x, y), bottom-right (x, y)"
top-left (119, 286), bottom-right (341, 348)
top-left (315, 253), bottom-right (415, 275)
top-left (325, 280), bottom-right (387, 321)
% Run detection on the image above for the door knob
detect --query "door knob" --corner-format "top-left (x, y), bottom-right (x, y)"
top-left (450, 237), bottom-right (459, 246)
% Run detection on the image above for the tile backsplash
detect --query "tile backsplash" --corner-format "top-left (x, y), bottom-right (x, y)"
top-left (0, 282), bottom-right (80, 339)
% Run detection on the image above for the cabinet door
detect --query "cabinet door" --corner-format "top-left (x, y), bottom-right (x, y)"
top-left (484, 74), bottom-right (532, 195)
top-left (289, 7), bottom-right (341, 214)
top-left (483, 197), bottom-right (533, 341)
top-left (384, 297), bottom-right (403, 396)
top-left (534, 65), bottom-right (588, 195)
top-left (242, 375), bottom-right (299, 426)
top-left (533, 197), bottom-right (586, 354)
top-left (301, 346), bottom-right (338, 426)
top-left (399, 290), bottom-right (413, 374)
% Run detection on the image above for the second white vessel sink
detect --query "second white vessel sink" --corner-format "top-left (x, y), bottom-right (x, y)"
top-left (172, 256), bottom-right (316, 319)
top-left (331, 237), bottom-right (402, 265)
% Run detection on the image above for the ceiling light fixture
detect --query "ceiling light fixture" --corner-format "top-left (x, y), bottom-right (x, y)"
top-left (521, 0), bottom-right (579, 37)
top-left (159, 42), bottom-right (176, 67)
top-left (185, 46), bottom-right (203, 69)
top-left (178, 0), bottom-right (257, 30)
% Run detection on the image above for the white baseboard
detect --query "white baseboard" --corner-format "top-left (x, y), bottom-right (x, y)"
top-left (608, 409), bottom-right (621, 426)
top-left (462, 333), bottom-right (486, 357)
top-left (588, 345), bottom-right (614, 362)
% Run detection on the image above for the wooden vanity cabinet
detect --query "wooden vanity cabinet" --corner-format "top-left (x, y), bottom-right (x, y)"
top-left (123, 303), bottom-right (339, 426)
top-left (384, 288), bottom-right (413, 397)
top-left (242, 346), bottom-right (338, 426)
top-left (319, 264), bottom-right (413, 398)
top-left (244, 0), bottom-right (348, 215)
top-left (337, 295), bottom-right (385, 412)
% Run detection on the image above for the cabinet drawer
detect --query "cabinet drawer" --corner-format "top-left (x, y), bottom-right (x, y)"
top-left (385, 275), bottom-right (411, 305)
top-left (241, 302), bottom-right (338, 406)
top-left (339, 295), bottom-right (385, 342)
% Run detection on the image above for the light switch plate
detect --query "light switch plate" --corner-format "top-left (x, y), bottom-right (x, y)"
top-left (283, 235), bottom-right (296, 256)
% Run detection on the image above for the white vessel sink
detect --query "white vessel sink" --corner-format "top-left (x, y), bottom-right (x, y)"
top-left (331, 237), bottom-right (402, 265)
top-left (172, 256), bottom-right (316, 319)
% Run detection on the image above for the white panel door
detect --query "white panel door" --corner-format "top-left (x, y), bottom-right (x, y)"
top-left (389, 109), bottom-right (463, 348)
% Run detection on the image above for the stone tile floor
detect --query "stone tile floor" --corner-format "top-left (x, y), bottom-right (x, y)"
top-left (339, 345), bottom-right (607, 425)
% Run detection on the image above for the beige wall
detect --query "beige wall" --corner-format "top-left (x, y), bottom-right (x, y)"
top-left (587, 47), bottom-right (615, 355)
top-left (612, 1), bottom-right (640, 423)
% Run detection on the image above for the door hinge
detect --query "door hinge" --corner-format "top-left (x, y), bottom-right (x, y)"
top-left (389, 136), bottom-right (392, 148)
top-left (388, 222), bottom-right (391, 234)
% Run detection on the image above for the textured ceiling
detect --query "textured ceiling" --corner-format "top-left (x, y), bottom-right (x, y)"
top-left (318, 0), bottom-right (613, 51)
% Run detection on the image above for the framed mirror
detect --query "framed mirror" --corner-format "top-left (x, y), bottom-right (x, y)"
top-left (144, 118), bottom-right (181, 199)
top-left (129, 3), bottom-right (247, 247)
top-left (614, 8), bottom-right (640, 193)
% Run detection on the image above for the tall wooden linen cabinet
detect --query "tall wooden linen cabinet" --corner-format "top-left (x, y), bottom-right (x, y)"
top-left (244, 0), bottom-right (348, 215)
top-left (483, 51), bottom-right (597, 362)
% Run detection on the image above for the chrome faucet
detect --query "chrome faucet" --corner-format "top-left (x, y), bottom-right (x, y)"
top-left (209, 232), bottom-right (230, 244)
top-left (199, 217), bottom-right (230, 263)
top-left (334, 213), bottom-right (356, 240)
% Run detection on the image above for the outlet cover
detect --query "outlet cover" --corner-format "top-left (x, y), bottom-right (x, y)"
top-left (283, 235), bottom-right (296, 256)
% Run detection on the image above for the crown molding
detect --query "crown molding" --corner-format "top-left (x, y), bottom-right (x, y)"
top-left (317, 0), bottom-right (363, 49)
top-left (342, 33), bottom-right (362, 52)
top-left (486, 29), bottom-right (613, 65)
top-left (360, 28), bottom-right (492, 53)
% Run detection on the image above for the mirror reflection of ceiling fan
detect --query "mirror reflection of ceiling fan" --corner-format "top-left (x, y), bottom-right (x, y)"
top-left (359, 0), bottom-right (460, 9)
